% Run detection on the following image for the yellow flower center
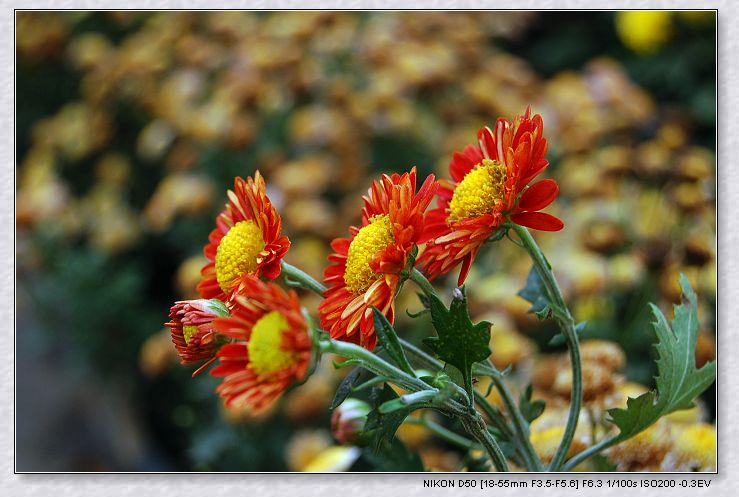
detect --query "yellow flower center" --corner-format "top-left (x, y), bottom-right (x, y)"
top-left (344, 214), bottom-right (395, 295)
top-left (248, 311), bottom-right (297, 375)
top-left (215, 220), bottom-right (265, 292)
top-left (183, 325), bottom-right (198, 345)
top-left (448, 159), bottom-right (507, 221)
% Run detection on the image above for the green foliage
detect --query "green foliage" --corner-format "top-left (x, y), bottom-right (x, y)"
top-left (200, 299), bottom-right (229, 317)
top-left (422, 287), bottom-right (492, 395)
top-left (330, 367), bottom-right (365, 410)
top-left (549, 321), bottom-right (587, 347)
top-left (519, 266), bottom-right (589, 347)
top-left (518, 384), bottom-right (546, 426)
top-left (607, 275), bottom-right (716, 442)
top-left (361, 438), bottom-right (424, 472)
top-left (518, 266), bottom-right (553, 320)
top-left (372, 308), bottom-right (415, 376)
top-left (364, 384), bottom-right (413, 452)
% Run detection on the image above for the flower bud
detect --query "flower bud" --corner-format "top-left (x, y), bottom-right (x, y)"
top-left (331, 398), bottom-right (371, 445)
top-left (165, 298), bottom-right (228, 372)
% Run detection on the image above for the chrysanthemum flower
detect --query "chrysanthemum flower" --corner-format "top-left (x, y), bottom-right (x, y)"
top-left (165, 298), bottom-right (229, 375)
top-left (318, 167), bottom-right (437, 350)
top-left (419, 108), bottom-right (563, 285)
top-left (210, 276), bottom-right (312, 412)
top-left (197, 171), bottom-right (290, 302)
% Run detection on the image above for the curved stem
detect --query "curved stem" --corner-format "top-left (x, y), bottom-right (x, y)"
top-left (400, 336), bottom-right (514, 441)
top-left (510, 224), bottom-right (582, 472)
top-left (488, 367), bottom-right (544, 471)
top-left (319, 338), bottom-right (430, 393)
top-left (562, 437), bottom-right (617, 471)
top-left (409, 267), bottom-right (437, 297)
top-left (474, 393), bottom-right (514, 440)
top-left (461, 413), bottom-right (510, 472)
top-left (281, 261), bottom-right (326, 295)
top-left (404, 416), bottom-right (478, 451)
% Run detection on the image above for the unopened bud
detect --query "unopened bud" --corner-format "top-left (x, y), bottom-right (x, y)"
top-left (165, 299), bottom-right (228, 371)
top-left (331, 398), bottom-right (371, 445)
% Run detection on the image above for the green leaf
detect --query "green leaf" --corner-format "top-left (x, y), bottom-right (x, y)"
top-left (364, 384), bottom-right (413, 452)
top-left (519, 384), bottom-right (545, 426)
top-left (372, 307), bottom-right (415, 376)
top-left (422, 287), bottom-right (491, 395)
top-left (517, 266), bottom-right (553, 320)
top-left (330, 367), bottom-right (364, 410)
top-left (606, 274), bottom-right (716, 442)
top-left (362, 437), bottom-right (425, 471)
top-left (200, 298), bottom-right (230, 317)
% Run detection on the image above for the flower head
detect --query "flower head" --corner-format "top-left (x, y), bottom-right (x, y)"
top-left (210, 276), bottom-right (312, 412)
top-left (197, 171), bottom-right (290, 302)
top-left (318, 167), bottom-right (437, 350)
top-left (165, 298), bottom-right (228, 375)
top-left (419, 108), bottom-right (563, 285)
top-left (615, 11), bottom-right (673, 55)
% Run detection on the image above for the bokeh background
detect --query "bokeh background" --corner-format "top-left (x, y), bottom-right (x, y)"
top-left (15, 11), bottom-right (716, 472)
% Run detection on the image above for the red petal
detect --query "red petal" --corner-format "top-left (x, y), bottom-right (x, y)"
top-left (517, 179), bottom-right (559, 211)
top-left (450, 145), bottom-right (482, 182)
top-left (477, 126), bottom-right (496, 161)
top-left (510, 212), bottom-right (564, 231)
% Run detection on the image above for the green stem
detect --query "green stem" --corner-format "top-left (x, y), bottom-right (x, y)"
top-left (319, 335), bottom-right (511, 468)
top-left (562, 437), bottom-right (617, 471)
top-left (510, 224), bottom-right (582, 472)
top-left (475, 393), bottom-right (514, 441)
top-left (461, 414), bottom-right (510, 472)
top-left (398, 337), bottom-right (441, 371)
top-left (281, 261), bottom-right (326, 295)
top-left (319, 339), bottom-right (430, 393)
top-left (399, 338), bottom-right (512, 444)
top-left (488, 365), bottom-right (544, 471)
top-left (409, 267), bottom-right (437, 297)
top-left (404, 417), bottom-right (478, 451)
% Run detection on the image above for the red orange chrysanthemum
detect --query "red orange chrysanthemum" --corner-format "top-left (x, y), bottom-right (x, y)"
top-left (210, 275), bottom-right (312, 412)
top-left (318, 167), bottom-right (437, 350)
top-left (197, 171), bottom-right (290, 303)
top-left (419, 108), bottom-right (563, 285)
top-left (166, 299), bottom-right (228, 375)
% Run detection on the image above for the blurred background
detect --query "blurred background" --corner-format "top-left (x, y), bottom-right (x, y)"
top-left (16, 11), bottom-right (715, 472)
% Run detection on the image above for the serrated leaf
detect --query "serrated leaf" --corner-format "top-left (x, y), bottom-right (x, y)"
top-left (364, 384), bottom-right (413, 452)
top-left (422, 287), bottom-right (491, 394)
top-left (519, 384), bottom-right (545, 425)
top-left (607, 275), bottom-right (716, 442)
top-left (372, 307), bottom-right (414, 376)
top-left (518, 266), bottom-right (554, 320)
top-left (330, 367), bottom-right (364, 410)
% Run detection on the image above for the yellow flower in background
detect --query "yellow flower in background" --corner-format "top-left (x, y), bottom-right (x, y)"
top-left (284, 430), bottom-right (361, 472)
top-left (616, 11), bottom-right (673, 54)
top-left (302, 446), bottom-right (361, 472)
top-left (663, 423), bottom-right (716, 471)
